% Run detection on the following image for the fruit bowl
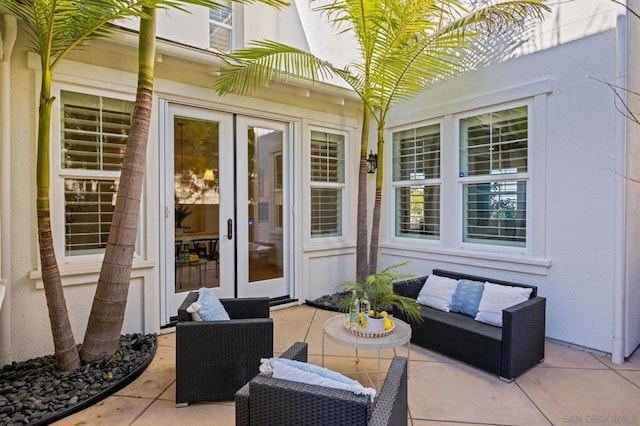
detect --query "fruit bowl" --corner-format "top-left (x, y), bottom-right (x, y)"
top-left (343, 320), bottom-right (394, 338)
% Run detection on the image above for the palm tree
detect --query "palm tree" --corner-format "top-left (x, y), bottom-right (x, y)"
top-left (1, 0), bottom-right (286, 370)
top-left (0, 0), bottom-right (158, 372)
top-left (82, 0), bottom-right (287, 365)
top-left (79, 7), bottom-right (159, 365)
top-left (214, 0), bottom-right (549, 280)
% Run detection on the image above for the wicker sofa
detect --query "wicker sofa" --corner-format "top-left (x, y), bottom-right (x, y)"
top-left (176, 292), bottom-right (273, 405)
top-left (393, 269), bottom-right (546, 381)
top-left (235, 342), bottom-right (408, 426)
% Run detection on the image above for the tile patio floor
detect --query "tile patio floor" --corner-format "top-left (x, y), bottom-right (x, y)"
top-left (57, 305), bottom-right (640, 425)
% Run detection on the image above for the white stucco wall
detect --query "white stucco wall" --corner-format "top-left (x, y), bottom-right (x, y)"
top-left (115, 1), bottom-right (345, 68)
top-left (3, 24), bottom-right (363, 361)
top-left (118, 1), bottom-right (357, 87)
top-left (384, 22), bottom-right (625, 354)
top-left (3, 0), bottom-right (639, 363)
top-left (521, 0), bottom-right (622, 53)
top-left (624, 0), bottom-right (640, 357)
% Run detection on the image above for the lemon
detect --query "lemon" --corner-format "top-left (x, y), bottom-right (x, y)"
top-left (384, 318), bottom-right (393, 330)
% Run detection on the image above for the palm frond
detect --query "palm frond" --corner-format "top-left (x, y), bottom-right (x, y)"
top-left (335, 261), bottom-right (423, 323)
top-left (371, 0), bottom-right (550, 116)
top-left (214, 40), bottom-right (343, 95)
top-left (213, 0), bottom-right (288, 7)
top-left (0, 0), bottom-right (290, 70)
top-left (1, 0), bottom-right (149, 65)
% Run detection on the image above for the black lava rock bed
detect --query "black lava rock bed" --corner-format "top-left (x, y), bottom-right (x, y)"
top-left (305, 292), bottom-right (350, 312)
top-left (305, 292), bottom-right (392, 313)
top-left (0, 333), bottom-right (157, 425)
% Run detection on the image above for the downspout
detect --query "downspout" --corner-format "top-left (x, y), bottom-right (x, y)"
top-left (0, 14), bottom-right (17, 367)
top-left (612, 12), bottom-right (628, 365)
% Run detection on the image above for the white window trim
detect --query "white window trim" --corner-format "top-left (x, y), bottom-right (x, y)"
top-left (455, 100), bottom-right (533, 255)
top-left (304, 125), bottom-right (351, 248)
top-left (384, 91), bottom-right (549, 272)
top-left (208, 2), bottom-right (242, 52)
top-left (389, 118), bottom-right (443, 247)
top-left (51, 83), bottom-right (141, 265)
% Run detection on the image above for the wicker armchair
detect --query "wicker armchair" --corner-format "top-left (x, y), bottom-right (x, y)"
top-left (175, 292), bottom-right (273, 405)
top-left (235, 342), bottom-right (408, 426)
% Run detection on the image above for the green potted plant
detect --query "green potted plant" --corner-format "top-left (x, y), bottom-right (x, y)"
top-left (175, 202), bottom-right (192, 235)
top-left (336, 262), bottom-right (423, 332)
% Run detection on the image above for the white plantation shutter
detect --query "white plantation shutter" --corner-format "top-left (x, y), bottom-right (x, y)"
top-left (61, 91), bottom-right (132, 171)
top-left (459, 106), bottom-right (528, 247)
top-left (310, 131), bottom-right (344, 183)
top-left (310, 189), bottom-right (341, 236)
top-left (60, 91), bottom-right (134, 255)
top-left (310, 130), bottom-right (344, 238)
top-left (64, 178), bottom-right (116, 254)
top-left (392, 124), bottom-right (441, 239)
top-left (463, 181), bottom-right (526, 246)
top-left (393, 124), bottom-right (440, 181)
top-left (459, 106), bottom-right (528, 177)
top-left (395, 185), bottom-right (440, 238)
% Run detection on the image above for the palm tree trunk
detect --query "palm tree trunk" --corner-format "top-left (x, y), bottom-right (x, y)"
top-left (355, 108), bottom-right (371, 282)
top-left (368, 126), bottom-right (384, 275)
top-left (37, 71), bottom-right (80, 372)
top-left (80, 8), bottom-right (156, 364)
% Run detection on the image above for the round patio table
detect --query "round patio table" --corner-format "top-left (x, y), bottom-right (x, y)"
top-left (322, 315), bottom-right (411, 388)
top-left (175, 258), bottom-right (207, 288)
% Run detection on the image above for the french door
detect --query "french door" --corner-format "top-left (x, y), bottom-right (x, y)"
top-left (161, 103), bottom-right (291, 324)
top-left (235, 116), bottom-right (290, 299)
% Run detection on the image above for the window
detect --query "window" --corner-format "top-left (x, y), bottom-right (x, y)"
top-left (391, 104), bottom-right (531, 251)
top-left (60, 91), bottom-right (134, 256)
top-left (310, 130), bottom-right (345, 238)
top-left (392, 124), bottom-right (441, 240)
top-left (209, 2), bottom-right (232, 51)
top-left (459, 106), bottom-right (528, 247)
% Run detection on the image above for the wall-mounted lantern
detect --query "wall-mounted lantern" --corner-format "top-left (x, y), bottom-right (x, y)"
top-left (366, 151), bottom-right (378, 174)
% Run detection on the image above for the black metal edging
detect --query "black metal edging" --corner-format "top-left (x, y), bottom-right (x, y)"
top-left (31, 335), bottom-right (158, 426)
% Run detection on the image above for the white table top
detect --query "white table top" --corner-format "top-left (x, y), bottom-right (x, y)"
top-left (322, 315), bottom-right (412, 350)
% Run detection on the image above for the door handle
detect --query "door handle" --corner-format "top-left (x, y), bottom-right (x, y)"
top-left (226, 218), bottom-right (233, 240)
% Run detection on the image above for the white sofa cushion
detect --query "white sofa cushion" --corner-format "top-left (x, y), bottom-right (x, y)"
top-left (475, 282), bottom-right (532, 326)
top-left (416, 275), bottom-right (459, 312)
top-left (259, 357), bottom-right (376, 401)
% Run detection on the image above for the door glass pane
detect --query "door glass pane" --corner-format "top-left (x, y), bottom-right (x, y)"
top-left (247, 126), bottom-right (284, 283)
top-left (174, 117), bottom-right (220, 291)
